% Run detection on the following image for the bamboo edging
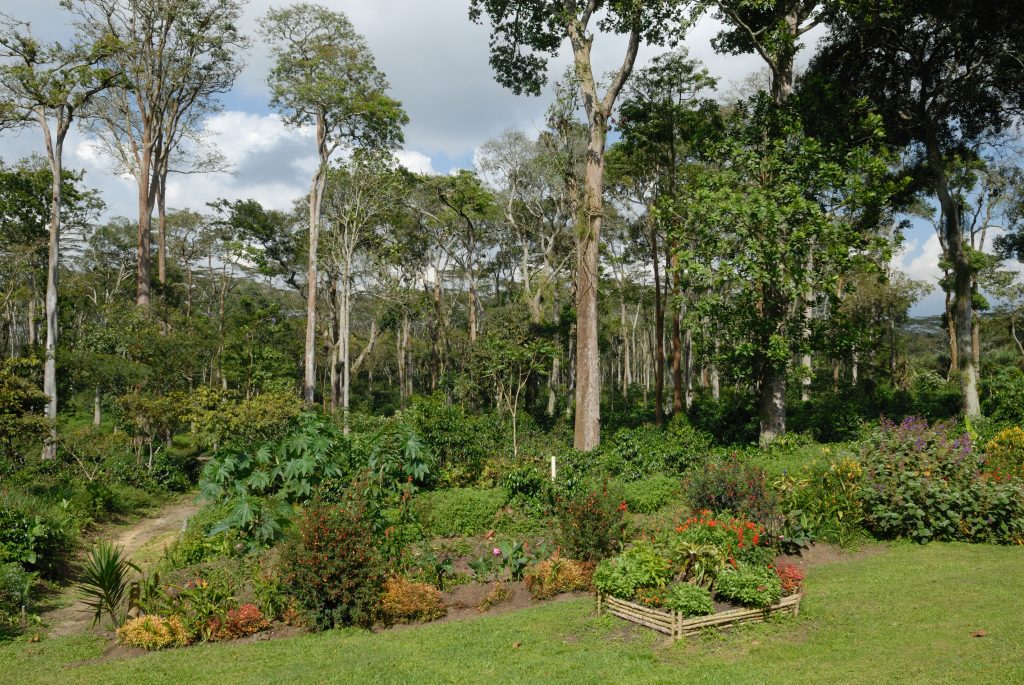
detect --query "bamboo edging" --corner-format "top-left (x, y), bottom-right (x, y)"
top-left (597, 592), bottom-right (803, 640)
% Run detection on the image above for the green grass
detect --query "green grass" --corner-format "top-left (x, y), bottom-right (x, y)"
top-left (3, 542), bottom-right (1023, 684)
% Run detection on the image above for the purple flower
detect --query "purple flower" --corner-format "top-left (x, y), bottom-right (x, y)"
top-left (492, 547), bottom-right (501, 557)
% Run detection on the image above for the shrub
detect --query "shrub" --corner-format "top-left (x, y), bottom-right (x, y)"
top-left (592, 541), bottom-right (672, 600)
top-left (406, 395), bottom-right (493, 486)
top-left (163, 504), bottom-right (242, 569)
top-left (984, 427), bottom-right (1024, 481)
top-left (211, 603), bottom-right (270, 640)
top-left (860, 417), bottom-right (1024, 544)
top-left (621, 474), bottom-right (681, 514)
top-left (981, 367), bottom-right (1024, 427)
top-left (0, 562), bottom-right (34, 632)
top-left (117, 615), bottom-right (191, 649)
top-left (715, 562), bottom-right (781, 608)
top-left (0, 491), bottom-right (77, 578)
top-left (773, 562), bottom-right (804, 596)
top-left (685, 455), bottom-right (781, 530)
top-left (524, 556), bottom-right (591, 600)
top-left (774, 455), bottom-right (865, 548)
top-left (412, 488), bottom-right (507, 537)
top-left (380, 577), bottom-right (446, 624)
top-left (664, 582), bottom-right (714, 617)
top-left (280, 502), bottom-right (386, 630)
top-left (557, 484), bottom-right (627, 561)
top-left (669, 511), bottom-right (771, 566)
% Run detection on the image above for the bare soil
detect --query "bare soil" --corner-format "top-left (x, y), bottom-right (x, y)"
top-left (43, 495), bottom-right (202, 638)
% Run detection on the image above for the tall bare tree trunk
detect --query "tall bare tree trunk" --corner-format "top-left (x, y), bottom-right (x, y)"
top-left (650, 219), bottom-right (665, 426)
top-left (41, 131), bottom-right (62, 460)
top-left (136, 127), bottom-right (155, 308)
top-left (303, 119), bottom-right (329, 404)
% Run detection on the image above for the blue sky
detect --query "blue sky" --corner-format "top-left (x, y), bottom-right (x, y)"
top-left (0, 0), bottom-right (1011, 316)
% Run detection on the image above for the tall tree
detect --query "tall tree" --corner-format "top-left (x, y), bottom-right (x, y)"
top-left (813, 0), bottom-right (1024, 418)
top-left (70, 0), bottom-right (247, 309)
top-left (469, 0), bottom-right (701, 450)
top-left (260, 3), bottom-right (407, 405)
top-left (0, 17), bottom-right (117, 456)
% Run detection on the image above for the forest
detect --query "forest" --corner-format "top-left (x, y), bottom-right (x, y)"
top-left (0, 1), bottom-right (1023, 682)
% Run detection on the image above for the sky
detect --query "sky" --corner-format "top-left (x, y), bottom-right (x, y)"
top-left (0, 0), bottom-right (1000, 316)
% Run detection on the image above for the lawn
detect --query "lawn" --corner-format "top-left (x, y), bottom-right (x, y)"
top-left (3, 542), bottom-right (1022, 685)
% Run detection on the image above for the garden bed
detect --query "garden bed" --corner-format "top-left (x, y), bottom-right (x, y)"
top-left (597, 592), bottom-right (802, 639)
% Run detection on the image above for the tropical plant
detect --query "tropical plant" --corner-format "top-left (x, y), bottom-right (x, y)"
top-left (663, 582), bottom-right (714, 617)
top-left (78, 541), bottom-right (140, 628)
top-left (715, 561), bottom-right (782, 608)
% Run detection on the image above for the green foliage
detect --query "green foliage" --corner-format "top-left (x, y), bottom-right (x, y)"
top-left (187, 389), bottom-right (304, 452)
top-left (0, 358), bottom-right (48, 472)
top-left (163, 504), bottom-right (242, 569)
top-left (715, 561), bottom-right (782, 608)
top-left (774, 454), bottom-right (865, 548)
top-left (619, 474), bottom-right (682, 514)
top-left (663, 582), bottom-right (714, 617)
top-left (599, 425), bottom-right (701, 481)
top-left (497, 540), bottom-right (529, 581)
top-left (0, 562), bottom-right (35, 633)
top-left (411, 488), bottom-right (507, 538)
top-left (405, 395), bottom-right (491, 487)
top-left (592, 541), bottom-right (672, 600)
top-left (199, 412), bottom-right (353, 546)
top-left (0, 491), bottom-right (77, 578)
top-left (981, 368), bottom-right (1024, 427)
top-left (557, 484), bottom-right (627, 562)
top-left (861, 417), bottom-right (1024, 544)
top-left (280, 501), bottom-right (387, 631)
top-left (77, 541), bottom-right (140, 628)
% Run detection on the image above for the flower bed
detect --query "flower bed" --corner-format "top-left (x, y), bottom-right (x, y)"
top-left (597, 591), bottom-right (803, 639)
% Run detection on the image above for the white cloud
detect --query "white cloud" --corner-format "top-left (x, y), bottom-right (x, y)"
top-left (891, 233), bottom-right (944, 284)
top-left (395, 150), bottom-right (435, 175)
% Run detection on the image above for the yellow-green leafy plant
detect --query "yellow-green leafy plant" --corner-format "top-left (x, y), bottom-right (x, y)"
top-left (984, 427), bottom-right (1024, 481)
top-left (116, 615), bottom-right (191, 649)
top-left (380, 577), bottom-right (446, 624)
top-left (523, 555), bottom-right (592, 600)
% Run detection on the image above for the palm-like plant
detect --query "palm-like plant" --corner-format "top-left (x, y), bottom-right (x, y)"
top-left (78, 541), bottom-right (139, 628)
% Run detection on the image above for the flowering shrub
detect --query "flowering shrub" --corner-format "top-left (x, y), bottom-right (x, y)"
top-left (672, 510), bottom-right (770, 563)
top-left (983, 427), bottom-right (1024, 481)
top-left (593, 540), bottom-right (673, 599)
top-left (715, 562), bottom-right (781, 608)
top-left (524, 556), bottom-right (591, 600)
top-left (663, 582), bottom-right (714, 617)
top-left (381, 577), bottom-right (446, 624)
top-left (685, 456), bottom-right (781, 531)
top-left (280, 501), bottom-right (386, 630)
top-left (116, 615), bottom-right (191, 649)
top-left (861, 417), bottom-right (1024, 544)
top-left (772, 562), bottom-right (804, 596)
top-left (557, 484), bottom-right (627, 561)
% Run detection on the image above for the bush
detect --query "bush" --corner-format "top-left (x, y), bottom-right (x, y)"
top-left (524, 556), bottom-right (592, 600)
top-left (620, 474), bottom-right (681, 514)
top-left (664, 582), bottom-right (714, 617)
top-left (0, 491), bottom-right (77, 578)
top-left (280, 501), bottom-right (386, 630)
top-left (0, 562), bottom-right (34, 632)
top-left (774, 455), bottom-right (865, 548)
top-left (117, 615), bottom-right (191, 649)
top-left (210, 603), bottom-right (270, 640)
top-left (380, 577), bottom-right (446, 624)
top-left (412, 488), bottom-right (507, 537)
top-left (592, 540), bottom-right (672, 601)
top-left (668, 510), bottom-right (771, 567)
top-left (406, 395), bottom-right (495, 486)
top-left (981, 367), bottom-right (1024, 427)
top-left (715, 562), bottom-right (781, 608)
top-left (860, 417), bottom-right (1024, 544)
top-left (557, 484), bottom-right (627, 561)
top-left (163, 504), bottom-right (242, 569)
top-left (983, 427), bottom-right (1024, 481)
top-left (685, 455), bottom-right (781, 531)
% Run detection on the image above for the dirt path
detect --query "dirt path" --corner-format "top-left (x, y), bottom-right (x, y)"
top-left (44, 494), bottom-right (202, 638)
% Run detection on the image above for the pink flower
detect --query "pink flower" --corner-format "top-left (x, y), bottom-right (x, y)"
top-left (492, 547), bottom-right (502, 556)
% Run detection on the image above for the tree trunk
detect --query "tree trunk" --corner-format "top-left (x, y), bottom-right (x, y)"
top-left (573, 121), bottom-right (605, 452)
top-left (136, 128), bottom-right (154, 308)
top-left (93, 386), bottom-right (102, 427)
top-left (329, 275), bottom-right (341, 412)
top-left (927, 135), bottom-right (980, 417)
top-left (303, 145), bottom-right (328, 404)
top-left (759, 369), bottom-right (786, 447)
top-left (650, 218), bottom-right (665, 426)
top-left (41, 134), bottom-right (62, 460)
top-left (944, 283), bottom-right (958, 378)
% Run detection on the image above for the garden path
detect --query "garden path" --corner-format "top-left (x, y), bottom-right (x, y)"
top-left (42, 494), bottom-right (202, 638)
